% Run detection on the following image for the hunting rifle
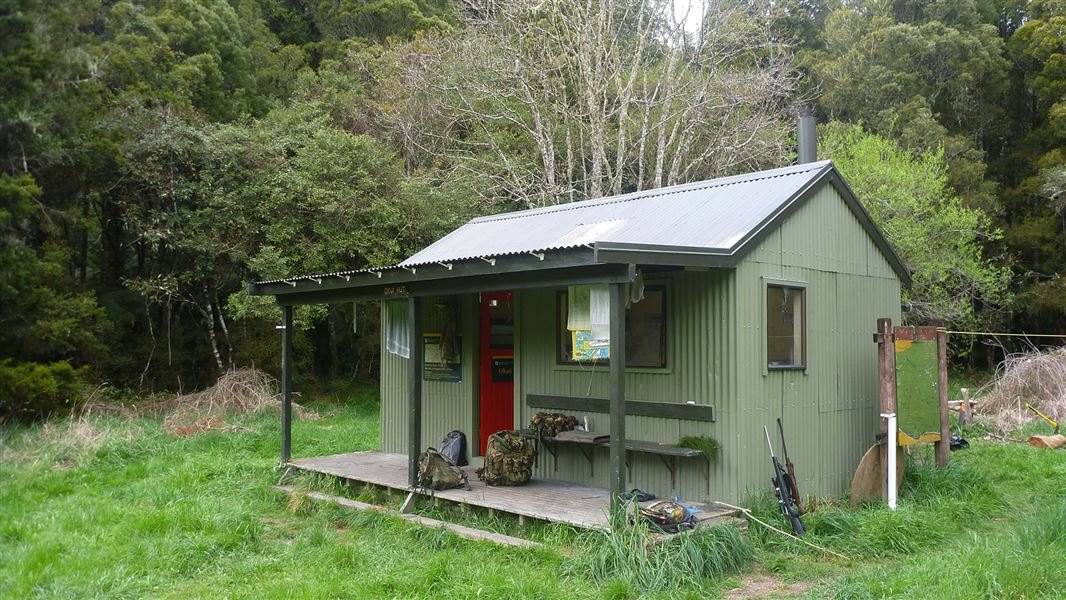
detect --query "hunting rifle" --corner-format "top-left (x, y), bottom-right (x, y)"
top-left (777, 418), bottom-right (804, 514)
top-left (764, 425), bottom-right (805, 536)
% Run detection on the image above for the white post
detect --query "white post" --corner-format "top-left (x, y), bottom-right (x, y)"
top-left (881, 412), bottom-right (898, 510)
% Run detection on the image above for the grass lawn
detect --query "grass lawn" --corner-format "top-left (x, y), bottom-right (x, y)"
top-left (2, 384), bottom-right (1065, 599)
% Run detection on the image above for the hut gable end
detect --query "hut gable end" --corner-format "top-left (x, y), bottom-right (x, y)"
top-left (747, 180), bottom-right (899, 281)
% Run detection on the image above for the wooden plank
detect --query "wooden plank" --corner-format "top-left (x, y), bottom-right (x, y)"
top-left (527, 394), bottom-right (714, 422)
top-left (288, 451), bottom-right (740, 532)
top-left (272, 262), bottom-right (635, 306)
top-left (527, 429), bottom-right (701, 455)
top-left (275, 486), bottom-right (540, 548)
top-left (291, 452), bottom-right (613, 529)
top-left (553, 430), bottom-right (610, 444)
top-left (618, 440), bottom-right (702, 457)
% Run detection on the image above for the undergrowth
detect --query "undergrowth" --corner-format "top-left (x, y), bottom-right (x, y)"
top-left (5, 380), bottom-right (1066, 599)
top-left (563, 506), bottom-right (753, 596)
top-left (746, 446), bottom-right (1007, 561)
top-left (826, 500), bottom-right (1066, 599)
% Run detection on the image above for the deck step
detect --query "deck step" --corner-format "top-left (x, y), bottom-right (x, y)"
top-left (275, 486), bottom-right (541, 549)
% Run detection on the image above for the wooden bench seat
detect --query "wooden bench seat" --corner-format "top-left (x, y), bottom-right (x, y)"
top-left (517, 428), bottom-right (708, 491)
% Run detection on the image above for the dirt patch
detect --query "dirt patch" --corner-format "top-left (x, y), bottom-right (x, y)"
top-left (725, 573), bottom-right (814, 599)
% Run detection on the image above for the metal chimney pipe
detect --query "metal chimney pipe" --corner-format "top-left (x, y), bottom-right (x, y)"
top-left (797, 106), bottom-right (817, 164)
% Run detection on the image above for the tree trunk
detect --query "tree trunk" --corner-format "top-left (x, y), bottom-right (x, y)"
top-left (202, 286), bottom-right (224, 372)
top-left (213, 287), bottom-right (234, 368)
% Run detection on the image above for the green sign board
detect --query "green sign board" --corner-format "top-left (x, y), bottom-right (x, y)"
top-left (894, 338), bottom-right (941, 445)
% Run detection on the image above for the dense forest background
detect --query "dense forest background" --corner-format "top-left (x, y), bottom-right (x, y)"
top-left (1, 0), bottom-right (1063, 418)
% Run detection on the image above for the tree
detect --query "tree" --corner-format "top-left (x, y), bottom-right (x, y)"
top-left (993, 2), bottom-right (1066, 328)
top-left (812, 9), bottom-right (1009, 139)
top-left (0, 174), bottom-right (110, 365)
top-left (172, 59), bottom-right (475, 375)
top-left (821, 122), bottom-right (1011, 328)
top-left (380, 0), bottom-right (803, 207)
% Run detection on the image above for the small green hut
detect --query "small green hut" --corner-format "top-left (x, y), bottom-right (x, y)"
top-left (250, 159), bottom-right (907, 507)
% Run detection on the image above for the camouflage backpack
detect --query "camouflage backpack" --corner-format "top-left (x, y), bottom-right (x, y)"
top-left (530, 412), bottom-right (578, 438)
top-left (416, 447), bottom-right (470, 491)
top-left (640, 500), bottom-right (696, 534)
top-left (477, 430), bottom-right (537, 486)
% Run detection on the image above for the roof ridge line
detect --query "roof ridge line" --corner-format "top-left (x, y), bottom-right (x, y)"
top-left (469, 161), bottom-right (829, 225)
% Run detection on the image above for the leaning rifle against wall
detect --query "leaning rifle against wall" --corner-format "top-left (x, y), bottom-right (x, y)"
top-left (764, 425), bottom-right (805, 536)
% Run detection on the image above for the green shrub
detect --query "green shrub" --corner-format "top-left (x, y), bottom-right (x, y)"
top-left (0, 359), bottom-right (86, 421)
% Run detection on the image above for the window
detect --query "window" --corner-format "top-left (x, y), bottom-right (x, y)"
top-left (556, 286), bottom-right (667, 368)
top-left (767, 285), bottom-right (805, 369)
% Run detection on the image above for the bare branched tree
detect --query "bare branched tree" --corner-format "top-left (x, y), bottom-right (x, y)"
top-left (380, 0), bottom-right (802, 207)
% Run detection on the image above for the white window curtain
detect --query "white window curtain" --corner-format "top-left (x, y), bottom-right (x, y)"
top-left (385, 301), bottom-right (410, 358)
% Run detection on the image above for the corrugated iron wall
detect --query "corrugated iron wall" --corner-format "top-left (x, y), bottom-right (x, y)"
top-left (515, 269), bottom-right (736, 503)
top-left (376, 182), bottom-right (901, 505)
top-left (380, 295), bottom-right (478, 454)
top-left (733, 183), bottom-right (901, 501)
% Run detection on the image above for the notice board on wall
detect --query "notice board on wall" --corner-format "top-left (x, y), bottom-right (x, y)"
top-left (423, 333), bottom-right (462, 382)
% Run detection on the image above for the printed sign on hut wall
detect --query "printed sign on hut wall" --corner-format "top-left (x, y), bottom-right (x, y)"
top-left (572, 330), bottom-right (609, 361)
top-left (568, 284), bottom-right (611, 361)
top-left (424, 333), bottom-right (462, 382)
top-left (490, 355), bottom-right (513, 382)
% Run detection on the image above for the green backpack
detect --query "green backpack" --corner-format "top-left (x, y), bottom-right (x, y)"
top-left (416, 448), bottom-right (470, 491)
top-left (477, 430), bottom-right (537, 486)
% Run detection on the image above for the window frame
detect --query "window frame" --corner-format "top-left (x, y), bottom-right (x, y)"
top-left (554, 284), bottom-right (669, 369)
top-left (763, 278), bottom-right (807, 372)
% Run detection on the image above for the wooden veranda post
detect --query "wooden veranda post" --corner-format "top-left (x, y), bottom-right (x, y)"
top-left (281, 305), bottom-right (293, 463)
top-left (876, 318), bottom-right (896, 500)
top-left (935, 328), bottom-right (950, 467)
top-left (609, 283), bottom-right (626, 512)
top-left (408, 296), bottom-right (423, 487)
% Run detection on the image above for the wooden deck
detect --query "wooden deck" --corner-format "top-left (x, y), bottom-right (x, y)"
top-left (289, 451), bottom-right (741, 531)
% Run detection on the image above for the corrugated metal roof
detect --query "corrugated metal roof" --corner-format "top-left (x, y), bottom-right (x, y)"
top-left (400, 161), bottom-right (833, 267)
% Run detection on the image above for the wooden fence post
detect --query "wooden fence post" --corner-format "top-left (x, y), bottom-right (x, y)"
top-left (876, 318), bottom-right (896, 501)
top-left (935, 328), bottom-right (950, 467)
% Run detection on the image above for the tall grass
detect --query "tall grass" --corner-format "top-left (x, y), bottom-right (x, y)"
top-left (747, 448), bottom-right (1006, 560)
top-left (827, 500), bottom-right (1066, 599)
top-left (564, 506), bottom-right (753, 595)
top-left (0, 396), bottom-right (583, 599)
top-left (6, 381), bottom-right (1066, 599)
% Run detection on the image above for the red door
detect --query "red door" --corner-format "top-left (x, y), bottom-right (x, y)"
top-left (479, 291), bottom-right (515, 455)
